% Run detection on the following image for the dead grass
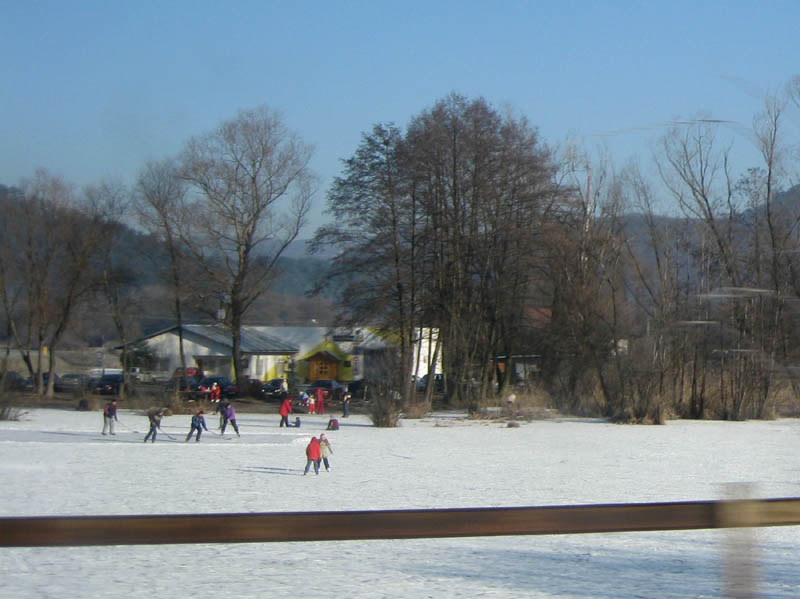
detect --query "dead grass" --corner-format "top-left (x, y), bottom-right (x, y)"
top-left (470, 386), bottom-right (557, 422)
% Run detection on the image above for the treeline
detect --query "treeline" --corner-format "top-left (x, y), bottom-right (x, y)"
top-left (0, 105), bottom-right (338, 396)
top-left (312, 89), bottom-right (800, 422)
top-left (4, 84), bottom-right (800, 420)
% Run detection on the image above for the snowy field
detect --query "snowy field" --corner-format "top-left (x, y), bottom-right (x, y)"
top-left (1, 407), bottom-right (799, 598)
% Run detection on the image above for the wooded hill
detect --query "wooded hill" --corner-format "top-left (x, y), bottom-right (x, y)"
top-left (0, 183), bottom-right (337, 348)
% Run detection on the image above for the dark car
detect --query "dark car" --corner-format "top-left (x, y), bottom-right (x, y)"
top-left (197, 376), bottom-right (238, 399)
top-left (57, 373), bottom-right (90, 392)
top-left (24, 372), bottom-right (60, 391)
top-left (163, 376), bottom-right (200, 395)
top-left (95, 373), bottom-right (125, 395)
top-left (307, 379), bottom-right (345, 402)
top-left (248, 377), bottom-right (285, 400)
top-left (1, 371), bottom-right (26, 391)
top-left (416, 373), bottom-right (444, 393)
top-left (347, 379), bottom-right (369, 399)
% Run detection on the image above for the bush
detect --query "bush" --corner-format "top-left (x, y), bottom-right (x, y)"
top-left (501, 386), bottom-right (554, 421)
top-left (403, 397), bottom-right (431, 419)
top-left (369, 398), bottom-right (400, 427)
top-left (78, 396), bottom-right (101, 411)
top-left (162, 391), bottom-right (193, 415)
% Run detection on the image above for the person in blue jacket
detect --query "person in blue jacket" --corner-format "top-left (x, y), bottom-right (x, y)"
top-left (102, 399), bottom-right (118, 435)
top-left (185, 410), bottom-right (209, 442)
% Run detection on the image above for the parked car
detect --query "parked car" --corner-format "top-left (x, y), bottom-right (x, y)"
top-left (347, 379), bottom-right (369, 399)
top-left (172, 366), bottom-right (203, 379)
top-left (163, 376), bottom-right (199, 395)
top-left (24, 372), bottom-right (60, 391)
top-left (94, 373), bottom-right (125, 395)
top-left (196, 376), bottom-right (238, 399)
top-left (307, 379), bottom-right (346, 402)
top-left (416, 373), bottom-right (444, 393)
top-left (248, 377), bottom-right (285, 400)
top-left (57, 373), bottom-right (90, 392)
top-left (1, 371), bottom-right (26, 391)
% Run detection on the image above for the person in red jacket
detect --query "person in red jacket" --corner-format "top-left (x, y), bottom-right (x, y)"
top-left (279, 396), bottom-right (293, 427)
top-left (304, 436), bottom-right (321, 475)
top-left (314, 386), bottom-right (325, 415)
top-left (209, 381), bottom-right (221, 402)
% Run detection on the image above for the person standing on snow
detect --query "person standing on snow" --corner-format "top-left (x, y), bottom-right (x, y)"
top-left (279, 395), bottom-right (293, 427)
top-left (315, 386), bottom-right (325, 415)
top-left (144, 407), bottom-right (165, 443)
top-left (220, 401), bottom-right (240, 437)
top-left (341, 392), bottom-right (350, 418)
top-left (102, 399), bottom-right (118, 435)
top-left (185, 409), bottom-right (209, 442)
top-left (319, 433), bottom-right (333, 472)
top-left (304, 436), bottom-right (321, 475)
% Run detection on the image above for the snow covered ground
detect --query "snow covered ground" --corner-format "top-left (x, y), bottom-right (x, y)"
top-left (0, 407), bottom-right (799, 598)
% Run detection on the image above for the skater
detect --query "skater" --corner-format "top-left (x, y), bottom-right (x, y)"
top-left (327, 418), bottom-right (339, 431)
top-left (303, 436), bottom-right (321, 475)
top-left (280, 378), bottom-right (288, 396)
top-left (319, 433), bottom-right (333, 472)
top-left (341, 392), bottom-right (350, 418)
top-left (185, 410), bottom-right (209, 442)
top-left (102, 399), bottom-right (118, 435)
top-left (215, 400), bottom-right (226, 429)
top-left (307, 392), bottom-right (315, 415)
top-left (220, 401), bottom-right (240, 437)
top-left (315, 386), bottom-right (325, 415)
top-left (143, 407), bottom-right (164, 443)
top-left (279, 395), bottom-right (293, 427)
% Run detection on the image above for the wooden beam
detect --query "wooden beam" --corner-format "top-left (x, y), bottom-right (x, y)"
top-left (2, 498), bottom-right (799, 547)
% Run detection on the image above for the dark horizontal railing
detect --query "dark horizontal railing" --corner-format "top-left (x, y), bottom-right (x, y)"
top-left (1, 498), bottom-right (799, 547)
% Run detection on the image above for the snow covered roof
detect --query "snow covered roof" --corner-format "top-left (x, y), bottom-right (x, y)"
top-left (135, 324), bottom-right (299, 355)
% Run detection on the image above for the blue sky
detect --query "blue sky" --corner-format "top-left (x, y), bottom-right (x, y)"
top-left (2, 1), bottom-right (798, 229)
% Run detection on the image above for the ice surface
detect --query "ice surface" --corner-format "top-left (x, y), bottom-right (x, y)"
top-left (1, 408), bottom-right (798, 598)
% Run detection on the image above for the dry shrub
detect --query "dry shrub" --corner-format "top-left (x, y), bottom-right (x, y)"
top-left (403, 397), bottom-right (431, 419)
top-left (369, 396), bottom-right (400, 427)
top-left (467, 385), bottom-right (555, 422)
top-left (766, 380), bottom-right (800, 417)
top-left (80, 396), bottom-right (102, 411)
top-left (162, 391), bottom-right (194, 415)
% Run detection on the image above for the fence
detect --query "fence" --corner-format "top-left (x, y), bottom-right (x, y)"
top-left (2, 497), bottom-right (799, 547)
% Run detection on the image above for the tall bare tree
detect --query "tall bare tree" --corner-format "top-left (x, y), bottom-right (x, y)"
top-left (8, 171), bottom-right (120, 396)
top-left (135, 159), bottom-right (192, 378)
top-left (312, 123), bottom-right (423, 405)
top-left (179, 106), bottom-right (316, 385)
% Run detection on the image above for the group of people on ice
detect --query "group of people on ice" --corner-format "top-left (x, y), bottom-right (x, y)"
top-left (102, 396), bottom-right (338, 477)
top-left (182, 401), bottom-right (239, 441)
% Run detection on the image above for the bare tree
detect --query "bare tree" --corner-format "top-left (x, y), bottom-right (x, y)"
top-left (179, 106), bottom-right (316, 385)
top-left (135, 159), bottom-right (192, 379)
top-left (312, 123), bottom-right (424, 407)
top-left (9, 171), bottom-right (120, 396)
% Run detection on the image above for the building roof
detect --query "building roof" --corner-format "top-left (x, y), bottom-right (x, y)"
top-left (134, 324), bottom-right (299, 355)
